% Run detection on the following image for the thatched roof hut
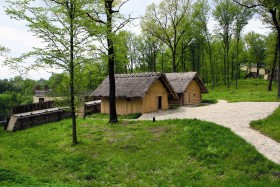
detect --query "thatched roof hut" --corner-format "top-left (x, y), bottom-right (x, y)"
top-left (91, 72), bottom-right (178, 115)
top-left (165, 72), bottom-right (208, 94)
top-left (165, 72), bottom-right (208, 105)
top-left (91, 72), bottom-right (178, 99)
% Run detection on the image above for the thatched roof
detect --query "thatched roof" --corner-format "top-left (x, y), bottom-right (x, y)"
top-left (90, 72), bottom-right (178, 99)
top-left (165, 72), bottom-right (208, 93)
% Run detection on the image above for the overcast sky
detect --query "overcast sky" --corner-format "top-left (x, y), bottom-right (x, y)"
top-left (0, 0), bottom-right (271, 80)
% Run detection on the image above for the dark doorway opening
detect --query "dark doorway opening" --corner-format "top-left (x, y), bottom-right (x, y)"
top-left (39, 98), bottom-right (45, 103)
top-left (158, 96), bottom-right (162, 110)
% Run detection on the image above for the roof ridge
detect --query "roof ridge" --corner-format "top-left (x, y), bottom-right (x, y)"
top-left (115, 72), bottom-right (162, 78)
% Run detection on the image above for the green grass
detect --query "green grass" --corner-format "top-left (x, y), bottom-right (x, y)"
top-left (250, 106), bottom-right (280, 143)
top-left (1, 118), bottom-right (280, 186)
top-left (88, 113), bottom-right (142, 119)
top-left (203, 79), bottom-right (280, 102)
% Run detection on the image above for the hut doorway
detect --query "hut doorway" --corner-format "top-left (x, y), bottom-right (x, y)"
top-left (158, 96), bottom-right (162, 110)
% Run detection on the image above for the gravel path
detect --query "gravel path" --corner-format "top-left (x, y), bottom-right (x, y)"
top-left (139, 100), bottom-right (280, 164)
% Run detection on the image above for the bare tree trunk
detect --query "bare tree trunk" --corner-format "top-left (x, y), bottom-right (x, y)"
top-left (69, 2), bottom-right (77, 144)
top-left (223, 47), bottom-right (226, 85)
top-left (172, 50), bottom-right (176, 72)
top-left (257, 61), bottom-right (260, 77)
top-left (269, 8), bottom-right (280, 98)
top-left (235, 37), bottom-right (240, 89)
top-left (268, 44), bottom-right (278, 91)
top-left (226, 39), bottom-right (230, 87)
top-left (105, 0), bottom-right (118, 124)
top-left (278, 36), bottom-right (280, 98)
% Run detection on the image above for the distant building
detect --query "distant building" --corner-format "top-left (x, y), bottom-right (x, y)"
top-left (33, 85), bottom-right (55, 103)
top-left (241, 65), bottom-right (276, 80)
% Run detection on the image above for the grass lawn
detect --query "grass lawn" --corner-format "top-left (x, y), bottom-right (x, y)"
top-left (1, 118), bottom-right (280, 186)
top-left (250, 106), bottom-right (280, 143)
top-left (203, 79), bottom-right (280, 102)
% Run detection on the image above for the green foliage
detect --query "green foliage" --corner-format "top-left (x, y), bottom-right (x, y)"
top-left (0, 76), bottom-right (36, 117)
top-left (244, 32), bottom-right (266, 68)
top-left (251, 106), bottom-right (280, 142)
top-left (0, 45), bottom-right (9, 57)
top-left (0, 118), bottom-right (280, 186)
top-left (265, 32), bottom-right (277, 69)
top-left (204, 79), bottom-right (280, 102)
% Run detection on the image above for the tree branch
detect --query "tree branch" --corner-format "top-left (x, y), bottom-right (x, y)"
top-left (86, 12), bottom-right (106, 25)
top-left (114, 16), bottom-right (136, 33)
top-left (232, 0), bottom-right (262, 8)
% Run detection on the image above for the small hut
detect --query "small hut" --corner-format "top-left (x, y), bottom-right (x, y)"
top-left (165, 72), bottom-right (208, 105)
top-left (244, 72), bottom-right (259, 79)
top-left (90, 73), bottom-right (178, 115)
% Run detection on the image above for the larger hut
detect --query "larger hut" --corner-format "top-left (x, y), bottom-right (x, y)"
top-left (90, 73), bottom-right (178, 115)
top-left (165, 72), bottom-right (208, 105)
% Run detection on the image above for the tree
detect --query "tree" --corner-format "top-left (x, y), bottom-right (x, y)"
top-left (0, 46), bottom-right (9, 56)
top-left (233, 0), bottom-right (280, 97)
top-left (213, 0), bottom-right (239, 87)
top-left (141, 0), bottom-right (192, 72)
top-left (6, 0), bottom-right (92, 144)
top-left (86, 0), bottom-right (133, 124)
top-left (244, 32), bottom-right (266, 76)
top-left (234, 7), bottom-right (254, 88)
top-left (192, 0), bottom-right (215, 87)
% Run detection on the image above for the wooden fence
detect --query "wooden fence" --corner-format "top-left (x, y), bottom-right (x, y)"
top-left (9, 109), bottom-right (72, 131)
top-left (11, 101), bottom-right (54, 114)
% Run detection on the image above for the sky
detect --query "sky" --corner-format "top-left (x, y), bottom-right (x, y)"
top-left (0, 0), bottom-right (272, 80)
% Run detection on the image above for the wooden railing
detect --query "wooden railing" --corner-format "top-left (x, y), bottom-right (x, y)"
top-left (11, 101), bottom-right (55, 114)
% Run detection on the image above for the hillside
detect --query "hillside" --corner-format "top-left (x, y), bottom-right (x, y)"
top-left (1, 118), bottom-right (280, 186)
top-left (203, 79), bottom-right (280, 102)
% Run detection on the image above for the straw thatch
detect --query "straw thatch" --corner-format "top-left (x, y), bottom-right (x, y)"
top-left (165, 72), bottom-right (208, 94)
top-left (90, 72), bottom-right (178, 99)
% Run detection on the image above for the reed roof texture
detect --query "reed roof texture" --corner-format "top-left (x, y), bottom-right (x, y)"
top-left (90, 72), bottom-right (178, 99)
top-left (165, 72), bottom-right (208, 93)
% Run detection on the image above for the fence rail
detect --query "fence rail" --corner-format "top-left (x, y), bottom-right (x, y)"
top-left (11, 101), bottom-right (55, 114)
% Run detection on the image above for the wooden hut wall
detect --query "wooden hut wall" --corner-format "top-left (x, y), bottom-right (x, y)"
top-left (101, 98), bottom-right (143, 115)
top-left (142, 80), bottom-right (168, 113)
top-left (184, 80), bottom-right (202, 104)
top-left (101, 98), bottom-right (109, 114)
top-left (100, 80), bottom-right (168, 115)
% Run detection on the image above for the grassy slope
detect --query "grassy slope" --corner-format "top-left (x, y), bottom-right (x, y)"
top-left (250, 106), bottom-right (280, 143)
top-left (203, 79), bottom-right (280, 102)
top-left (1, 118), bottom-right (280, 186)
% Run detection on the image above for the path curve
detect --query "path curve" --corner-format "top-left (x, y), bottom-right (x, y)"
top-left (139, 100), bottom-right (280, 164)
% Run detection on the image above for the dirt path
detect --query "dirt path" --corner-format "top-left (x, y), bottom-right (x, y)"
top-left (139, 100), bottom-right (280, 164)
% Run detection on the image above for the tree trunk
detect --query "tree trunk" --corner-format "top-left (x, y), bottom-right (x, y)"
top-left (235, 37), bottom-right (240, 89)
top-left (153, 47), bottom-right (157, 72)
top-left (223, 47), bottom-right (226, 85)
top-left (226, 38), bottom-right (230, 87)
top-left (269, 8), bottom-right (280, 98)
top-left (172, 50), bottom-right (176, 72)
top-left (69, 2), bottom-right (77, 144)
top-left (105, 0), bottom-right (118, 124)
top-left (278, 32), bottom-right (280, 98)
top-left (268, 43), bottom-right (278, 91)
